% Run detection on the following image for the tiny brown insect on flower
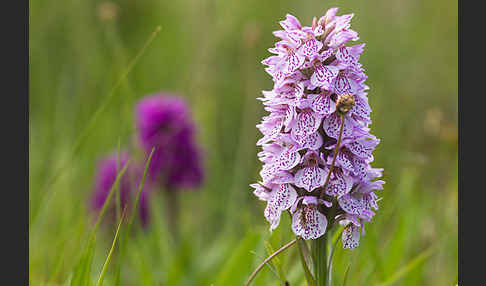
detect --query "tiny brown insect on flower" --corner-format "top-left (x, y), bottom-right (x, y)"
top-left (336, 93), bottom-right (355, 115)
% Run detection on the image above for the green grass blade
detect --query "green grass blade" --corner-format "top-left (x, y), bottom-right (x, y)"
top-left (70, 161), bottom-right (130, 286)
top-left (115, 138), bottom-right (122, 223)
top-left (70, 238), bottom-right (96, 286)
top-left (342, 264), bottom-right (351, 286)
top-left (377, 246), bottom-right (436, 286)
top-left (296, 237), bottom-right (316, 286)
top-left (112, 148), bottom-right (155, 286)
top-left (263, 240), bottom-right (287, 285)
top-left (327, 227), bottom-right (344, 286)
top-left (91, 161), bottom-right (131, 237)
top-left (127, 147), bottom-right (155, 232)
top-left (249, 250), bottom-right (280, 281)
top-left (96, 207), bottom-right (126, 286)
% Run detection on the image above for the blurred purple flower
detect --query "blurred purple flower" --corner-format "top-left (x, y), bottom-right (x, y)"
top-left (90, 152), bottom-right (151, 227)
top-left (136, 93), bottom-right (204, 190)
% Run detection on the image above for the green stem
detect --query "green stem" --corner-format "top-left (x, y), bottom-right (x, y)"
top-left (296, 237), bottom-right (316, 286)
top-left (312, 233), bottom-right (328, 286)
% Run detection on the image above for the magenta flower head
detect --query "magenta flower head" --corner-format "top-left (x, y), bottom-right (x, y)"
top-left (90, 152), bottom-right (152, 227)
top-left (252, 8), bottom-right (384, 249)
top-left (136, 93), bottom-right (204, 190)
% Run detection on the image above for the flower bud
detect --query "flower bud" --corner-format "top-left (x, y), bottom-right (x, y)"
top-left (336, 93), bottom-right (355, 115)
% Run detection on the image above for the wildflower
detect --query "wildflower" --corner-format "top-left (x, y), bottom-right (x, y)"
top-left (253, 8), bottom-right (384, 249)
top-left (90, 152), bottom-right (152, 227)
top-left (136, 93), bottom-right (204, 190)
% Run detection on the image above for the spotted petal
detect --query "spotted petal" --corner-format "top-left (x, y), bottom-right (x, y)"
top-left (298, 38), bottom-right (323, 59)
top-left (275, 148), bottom-right (301, 170)
top-left (335, 151), bottom-right (354, 173)
top-left (338, 194), bottom-right (365, 216)
top-left (342, 223), bottom-right (360, 249)
top-left (270, 183), bottom-right (298, 211)
top-left (323, 113), bottom-right (354, 139)
top-left (334, 73), bottom-right (358, 95)
top-left (292, 206), bottom-right (327, 240)
top-left (292, 132), bottom-right (323, 150)
top-left (284, 52), bottom-right (305, 74)
top-left (292, 111), bottom-right (321, 138)
top-left (336, 46), bottom-right (358, 68)
top-left (350, 93), bottom-right (371, 120)
top-left (283, 105), bottom-right (296, 132)
top-left (256, 117), bottom-right (284, 145)
top-left (272, 69), bottom-right (285, 86)
top-left (260, 163), bottom-right (280, 182)
top-left (325, 170), bottom-right (353, 197)
top-left (251, 183), bottom-right (271, 201)
top-left (347, 139), bottom-right (377, 159)
top-left (310, 64), bottom-right (339, 90)
top-left (295, 166), bottom-right (327, 192)
top-left (312, 94), bottom-right (336, 116)
top-left (264, 203), bottom-right (282, 231)
top-left (352, 156), bottom-right (368, 179)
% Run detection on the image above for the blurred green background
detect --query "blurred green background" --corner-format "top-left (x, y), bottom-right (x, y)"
top-left (29, 0), bottom-right (457, 285)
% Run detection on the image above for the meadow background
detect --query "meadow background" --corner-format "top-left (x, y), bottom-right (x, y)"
top-left (29, 0), bottom-right (458, 285)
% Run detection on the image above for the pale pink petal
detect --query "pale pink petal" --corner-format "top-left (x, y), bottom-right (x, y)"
top-left (324, 8), bottom-right (339, 24)
top-left (311, 93), bottom-right (336, 116)
top-left (280, 14), bottom-right (302, 31)
top-left (336, 46), bottom-right (358, 68)
top-left (310, 64), bottom-right (339, 90)
top-left (325, 170), bottom-right (353, 197)
top-left (251, 183), bottom-right (271, 201)
top-left (275, 147), bottom-right (301, 170)
top-left (298, 38), bottom-right (323, 58)
top-left (302, 196), bottom-right (332, 208)
top-left (335, 151), bottom-right (354, 173)
top-left (292, 132), bottom-right (323, 150)
top-left (292, 111), bottom-right (322, 138)
top-left (270, 183), bottom-right (298, 211)
top-left (342, 223), bottom-right (360, 249)
top-left (283, 105), bottom-right (296, 132)
top-left (348, 44), bottom-right (365, 59)
top-left (260, 163), bottom-right (280, 182)
top-left (323, 113), bottom-right (354, 139)
top-left (284, 51), bottom-right (305, 74)
top-left (328, 29), bottom-right (359, 49)
top-left (270, 171), bottom-right (294, 184)
top-left (334, 73), bottom-right (358, 95)
top-left (286, 30), bottom-right (306, 46)
top-left (352, 156), bottom-right (368, 179)
top-left (347, 139), bottom-right (378, 159)
top-left (292, 206), bottom-right (327, 240)
top-left (338, 194), bottom-right (364, 215)
top-left (264, 203), bottom-right (282, 231)
top-left (262, 55), bottom-right (283, 66)
top-left (336, 213), bottom-right (361, 227)
top-left (294, 166), bottom-right (327, 192)
top-left (350, 93), bottom-right (371, 120)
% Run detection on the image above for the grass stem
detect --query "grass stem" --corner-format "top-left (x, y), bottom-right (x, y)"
top-left (245, 239), bottom-right (297, 286)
